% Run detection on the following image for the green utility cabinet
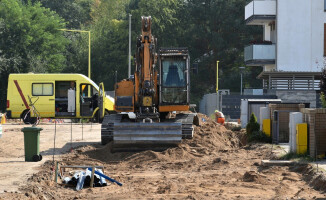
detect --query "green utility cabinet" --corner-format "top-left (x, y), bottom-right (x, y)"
top-left (21, 127), bottom-right (43, 162)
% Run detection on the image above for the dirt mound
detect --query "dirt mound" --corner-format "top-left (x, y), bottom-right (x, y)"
top-left (62, 113), bottom-right (243, 166)
top-left (186, 113), bottom-right (242, 149)
top-left (291, 164), bottom-right (326, 191)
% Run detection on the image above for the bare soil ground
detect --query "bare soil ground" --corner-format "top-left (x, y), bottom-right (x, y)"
top-left (0, 115), bottom-right (326, 199)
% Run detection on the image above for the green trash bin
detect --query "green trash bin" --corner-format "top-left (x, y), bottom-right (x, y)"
top-left (21, 127), bottom-right (43, 162)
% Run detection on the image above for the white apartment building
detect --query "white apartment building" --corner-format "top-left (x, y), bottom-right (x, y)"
top-left (244, 0), bottom-right (326, 90)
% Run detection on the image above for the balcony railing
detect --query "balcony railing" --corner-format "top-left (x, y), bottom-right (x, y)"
top-left (245, 0), bottom-right (276, 25)
top-left (244, 44), bottom-right (275, 66)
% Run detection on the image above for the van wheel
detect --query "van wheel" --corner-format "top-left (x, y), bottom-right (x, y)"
top-left (22, 111), bottom-right (37, 125)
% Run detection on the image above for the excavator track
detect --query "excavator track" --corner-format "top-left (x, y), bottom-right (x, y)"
top-left (101, 114), bottom-right (122, 145)
top-left (101, 113), bottom-right (197, 149)
top-left (163, 113), bottom-right (196, 139)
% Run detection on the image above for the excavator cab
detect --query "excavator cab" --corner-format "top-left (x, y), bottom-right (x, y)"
top-left (159, 48), bottom-right (189, 106)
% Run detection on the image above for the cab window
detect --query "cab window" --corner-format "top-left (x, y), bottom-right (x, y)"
top-left (162, 58), bottom-right (187, 87)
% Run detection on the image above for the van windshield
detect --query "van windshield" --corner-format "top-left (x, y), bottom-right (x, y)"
top-left (85, 78), bottom-right (99, 91)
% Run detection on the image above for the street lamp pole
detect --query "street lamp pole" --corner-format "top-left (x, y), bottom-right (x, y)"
top-left (59, 29), bottom-right (91, 79)
top-left (239, 66), bottom-right (245, 95)
top-left (128, 14), bottom-right (132, 78)
top-left (88, 31), bottom-right (91, 79)
top-left (241, 72), bottom-right (243, 95)
top-left (216, 61), bottom-right (219, 111)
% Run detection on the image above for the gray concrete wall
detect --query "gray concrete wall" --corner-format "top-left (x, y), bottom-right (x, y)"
top-left (276, 90), bottom-right (317, 108)
top-left (199, 93), bottom-right (218, 118)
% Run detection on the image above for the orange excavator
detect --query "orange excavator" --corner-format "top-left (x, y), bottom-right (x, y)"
top-left (101, 16), bottom-right (198, 148)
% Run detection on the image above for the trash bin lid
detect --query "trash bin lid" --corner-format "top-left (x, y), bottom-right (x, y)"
top-left (21, 127), bottom-right (43, 132)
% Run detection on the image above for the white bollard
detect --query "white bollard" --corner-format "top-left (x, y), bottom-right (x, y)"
top-left (289, 112), bottom-right (303, 153)
top-left (259, 107), bottom-right (270, 131)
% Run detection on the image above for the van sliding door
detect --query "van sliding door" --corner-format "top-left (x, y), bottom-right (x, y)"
top-left (31, 82), bottom-right (55, 118)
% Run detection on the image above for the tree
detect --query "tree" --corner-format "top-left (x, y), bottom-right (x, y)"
top-left (23, 0), bottom-right (93, 29)
top-left (320, 68), bottom-right (326, 108)
top-left (129, 0), bottom-right (184, 47)
top-left (246, 112), bottom-right (260, 135)
top-left (72, 0), bottom-right (130, 89)
top-left (0, 0), bottom-right (68, 111)
top-left (182, 0), bottom-right (262, 104)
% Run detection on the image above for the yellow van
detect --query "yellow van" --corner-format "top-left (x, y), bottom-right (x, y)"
top-left (6, 73), bottom-right (114, 124)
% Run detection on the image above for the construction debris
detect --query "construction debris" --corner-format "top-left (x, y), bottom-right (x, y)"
top-left (261, 160), bottom-right (295, 166)
top-left (62, 168), bottom-right (110, 191)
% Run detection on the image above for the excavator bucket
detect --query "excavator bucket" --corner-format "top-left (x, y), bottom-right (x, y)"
top-left (113, 122), bottom-right (182, 145)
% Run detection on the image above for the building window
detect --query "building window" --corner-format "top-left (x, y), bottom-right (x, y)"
top-left (32, 83), bottom-right (53, 96)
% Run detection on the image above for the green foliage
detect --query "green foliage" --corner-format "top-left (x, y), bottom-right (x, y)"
top-left (321, 93), bottom-right (326, 108)
top-left (246, 113), bottom-right (260, 135)
top-left (232, 126), bottom-right (242, 131)
top-left (0, 0), bottom-right (67, 111)
top-left (0, 0), bottom-right (67, 72)
top-left (247, 130), bottom-right (272, 143)
top-left (246, 113), bottom-right (271, 143)
top-left (85, 0), bottom-right (130, 88)
top-left (24, 0), bottom-right (93, 29)
top-left (320, 69), bottom-right (326, 108)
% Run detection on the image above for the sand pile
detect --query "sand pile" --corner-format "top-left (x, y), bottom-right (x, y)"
top-left (12, 112), bottom-right (245, 198)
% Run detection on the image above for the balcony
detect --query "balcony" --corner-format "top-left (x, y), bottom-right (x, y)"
top-left (245, 0), bottom-right (276, 25)
top-left (244, 44), bottom-right (275, 66)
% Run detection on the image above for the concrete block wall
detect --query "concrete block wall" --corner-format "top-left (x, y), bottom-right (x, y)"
top-left (269, 104), bottom-right (305, 143)
top-left (302, 108), bottom-right (326, 157)
top-left (315, 113), bottom-right (326, 155)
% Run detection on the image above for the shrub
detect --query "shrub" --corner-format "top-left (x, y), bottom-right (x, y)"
top-left (246, 113), bottom-right (260, 135)
top-left (231, 126), bottom-right (242, 131)
top-left (247, 130), bottom-right (272, 143)
top-left (321, 93), bottom-right (326, 108)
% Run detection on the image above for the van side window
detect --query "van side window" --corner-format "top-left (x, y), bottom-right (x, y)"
top-left (32, 83), bottom-right (53, 96)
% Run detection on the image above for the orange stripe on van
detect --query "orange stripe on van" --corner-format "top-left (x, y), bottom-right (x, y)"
top-left (13, 80), bottom-right (30, 109)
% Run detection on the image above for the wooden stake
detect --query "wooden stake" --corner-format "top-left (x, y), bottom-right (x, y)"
top-left (55, 161), bottom-right (59, 183)
top-left (90, 166), bottom-right (95, 188)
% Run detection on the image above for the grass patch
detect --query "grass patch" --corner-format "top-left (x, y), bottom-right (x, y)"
top-left (279, 152), bottom-right (313, 162)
